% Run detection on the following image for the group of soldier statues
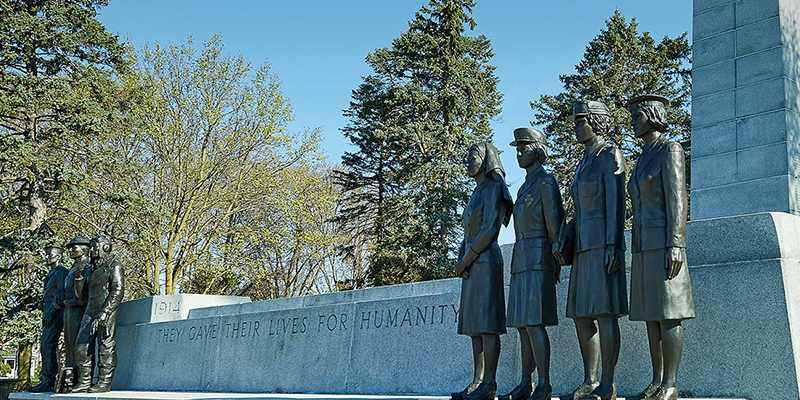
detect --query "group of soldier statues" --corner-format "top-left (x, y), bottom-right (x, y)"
top-left (28, 236), bottom-right (124, 394)
top-left (454, 95), bottom-right (694, 400)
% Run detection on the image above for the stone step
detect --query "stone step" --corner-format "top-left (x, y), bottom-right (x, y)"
top-left (9, 391), bottom-right (747, 400)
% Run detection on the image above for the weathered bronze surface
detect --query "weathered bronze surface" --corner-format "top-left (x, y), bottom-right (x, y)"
top-left (555, 100), bottom-right (627, 400)
top-left (501, 128), bottom-right (564, 400)
top-left (626, 94), bottom-right (695, 400)
top-left (71, 236), bottom-right (124, 394)
top-left (61, 236), bottom-right (92, 392)
top-left (27, 246), bottom-right (67, 393)
top-left (452, 142), bottom-right (512, 400)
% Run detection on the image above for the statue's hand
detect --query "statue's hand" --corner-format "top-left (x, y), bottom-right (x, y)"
top-left (90, 318), bottom-right (100, 335)
top-left (42, 316), bottom-right (51, 328)
top-left (455, 259), bottom-right (468, 278)
top-left (554, 264), bottom-right (562, 284)
top-left (666, 247), bottom-right (683, 280)
top-left (552, 241), bottom-right (566, 266)
top-left (605, 245), bottom-right (621, 275)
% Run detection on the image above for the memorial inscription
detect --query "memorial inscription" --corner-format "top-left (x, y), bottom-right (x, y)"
top-left (151, 303), bottom-right (460, 346)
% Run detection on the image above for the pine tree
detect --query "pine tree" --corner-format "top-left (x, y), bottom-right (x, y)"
top-left (337, 0), bottom-right (502, 286)
top-left (531, 10), bottom-right (691, 213)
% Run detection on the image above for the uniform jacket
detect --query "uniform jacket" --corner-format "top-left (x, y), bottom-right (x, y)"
top-left (41, 265), bottom-right (67, 321)
top-left (83, 255), bottom-right (125, 321)
top-left (628, 136), bottom-right (688, 252)
top-left (561, 140), bottom-right (627, 253)
top-left (511, 167), bottom-right (564, 273)
top-left (64, 256), bottom-right (90, 308)
top-left (460, 177), bottom-right (513, 264)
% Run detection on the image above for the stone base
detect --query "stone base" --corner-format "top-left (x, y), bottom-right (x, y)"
top-left (102, 212), bottom-right (800, 400)
top-left (8, 392), bottom-right (745, 400)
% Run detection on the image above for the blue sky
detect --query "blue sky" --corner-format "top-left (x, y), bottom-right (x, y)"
top-left (97, 0), bottom-right (693, 245)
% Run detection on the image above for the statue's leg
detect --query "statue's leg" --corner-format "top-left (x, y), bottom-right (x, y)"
top-left (646, 320), bottom-right (664, 386)
top-left (526, 325), bottom-right (552, 400)
top-left (471, 335), bottom-right (485, 384)
top-left (659, 320), bottom-right (683, 388)
top-left (482, 334), bottom-right (500, 384)
top-left (69, 342), bottom-right (92, 393)
top-left (593, 317), bottom-right (620, 397)
top-left (573, 318), bottom-right (600, 385)
top-left (518, 327), bottom-right (535, 386)
top-left (464, 335), bottom-right (500, 400)
top-left (88, 330), bottom-right (116, 393)
top-left (498, 328), bottom-right (534, 400)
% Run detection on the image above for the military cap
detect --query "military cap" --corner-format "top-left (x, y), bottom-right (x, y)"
top-left (625, 94), bottom-right (670, 109)
top-left (67, 236), bottom-right (91, 247)
top-left (509, 127), bottom-right (546, 146)
top-left (44, 244), bottom-right (63, 251)
top-left (572, 100), bottom-right (610, 119)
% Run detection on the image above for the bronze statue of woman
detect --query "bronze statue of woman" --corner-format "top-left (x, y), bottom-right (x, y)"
top-left (554, 100), bottom-right (628, 400)
top-left (500, 128), bottom-right (564, 400)
top-left (625, 95), bottom-right (695, 400)
top-left (451, 142), bottom-right (513, 400)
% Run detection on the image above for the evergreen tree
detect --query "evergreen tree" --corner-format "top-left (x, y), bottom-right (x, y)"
top-left (337, 0), bottom-right (502, 286)
top-left (531, 10), bottom-right (691, 213)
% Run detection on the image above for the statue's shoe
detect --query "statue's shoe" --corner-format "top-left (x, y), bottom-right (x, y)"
top-left (463, 381), bottom-right (497, 400)
top-left (645, 386), bottom-right (678, 400)
top-left (560, 382), bottom-right (599, 400)
top-left (28, 379), bottom-right (54, 393)
top-left (628, 382), bottom-right (660, 400)
top-left (496, 382), bottom-right (533, 400)
top-left (579, 383), bottom-right (617, 400)
top-left (529, 384), bottom-right (553, 400)
top-left (451, 382), bottom-right (480, 400)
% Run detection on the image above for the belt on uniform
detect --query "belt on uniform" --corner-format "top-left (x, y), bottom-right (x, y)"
top-left (515, 231), bottom-right (547, 240)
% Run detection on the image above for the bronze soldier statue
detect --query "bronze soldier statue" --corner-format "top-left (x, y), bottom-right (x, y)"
top-left (28, 245), bottom-right (68, 392)
top-left (554, 100), bottom-right (628, 400)
top-left (62, 236), bottom-right (92, 392)
top-left (71, 236), bottom-right (124, 393)
top-left (625, 95), bottom-right (695, 400)
top-left (452, 142), bottom-right (513, 400)
top-left (500, 128), bottom-right (564, 400)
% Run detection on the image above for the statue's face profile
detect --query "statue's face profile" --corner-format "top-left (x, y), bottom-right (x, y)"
top-left (516, 143), bottom-right (536, 168)
top-left (630, 105), bottom-right (651, 138)
top-left (467, 146), bottom-right (484, 177)
top-left (44, 248), bottom-right (62, 265)
top-left (573, 115), bottom-right (595, 144)
top-left (68, 244), bottom-right (89, 259)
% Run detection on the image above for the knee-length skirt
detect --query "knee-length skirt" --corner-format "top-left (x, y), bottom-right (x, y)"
top-left (566, 248), bottom-right (629, 319)
top-left (458, 261), bottom-right (506, 336)
top-left (629, 248), bottom-right (695, 321)
top-left (506, 269), bottom-right (558, 327)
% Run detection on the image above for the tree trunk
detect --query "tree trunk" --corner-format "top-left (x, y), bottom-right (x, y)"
top-left (16, 344), bottom-right (31, 388)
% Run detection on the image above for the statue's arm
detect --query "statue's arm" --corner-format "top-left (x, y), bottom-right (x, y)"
top-left (540, 177), bottom-right (565, 245)
top-left (663, 142), bottom-right (688, 248)
top-left (99, 262), bottom-right (125, 322)
top-left (603, 147), bottom-right (627, 249)
top-left (468, 181), bottom-right (505, 256)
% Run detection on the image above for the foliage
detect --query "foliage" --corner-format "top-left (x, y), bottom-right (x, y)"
top-left (530, 10), bottom-right (691, 214)
top-left (336, 0), bottom-right (502, 286)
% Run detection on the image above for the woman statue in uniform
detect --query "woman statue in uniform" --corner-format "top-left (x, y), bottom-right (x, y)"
top-left (501, 128), bottom-right (564, 400)
top-left (451, 142), bottom-right (513, 400)
top-left (625, 95), bottom-right (695, 400)
top-left (554, 100), bottom-right (628, 400)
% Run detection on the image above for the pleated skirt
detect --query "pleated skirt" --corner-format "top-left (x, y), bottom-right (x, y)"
top-left (506, 270), bottom-right (558, 327)
top-left (566, 248), bottom-right (629, 319)
top-left (629, 249), bottom-right (696, 321)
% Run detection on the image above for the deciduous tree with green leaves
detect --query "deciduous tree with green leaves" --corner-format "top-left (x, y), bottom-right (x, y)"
top-left (531, 10), bottom-right (691, 213)
top-left (337, 0), bottom-right (502, 286)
